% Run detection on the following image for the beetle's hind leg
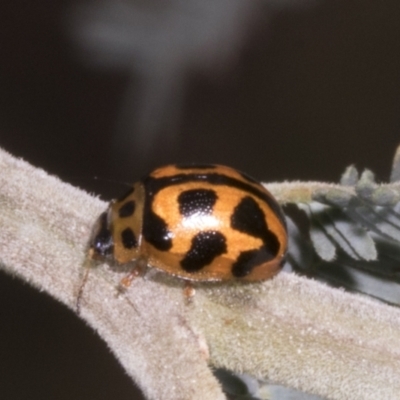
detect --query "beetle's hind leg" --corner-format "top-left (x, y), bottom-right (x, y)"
top-left (118, 257), bottom-right (148, 290)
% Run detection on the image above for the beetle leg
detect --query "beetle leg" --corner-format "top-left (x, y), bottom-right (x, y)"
top-left (183, 281), bottom-right (196, 303)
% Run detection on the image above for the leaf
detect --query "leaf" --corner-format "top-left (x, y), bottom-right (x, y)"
top-left (390, 144), bottom-right (400, 183)
top-left (309, 202), bottom-right (362, 260)
top-left (296, 203), bottom-right (336, 262)
top-left (312, 186), bottom-right (354, 208)
top-left (340, 164), bottom-right (359, 186)
top-left (345, 199), bottom-right (400, 243)
top-left (285, 215), bottom-right (316, 268)
top-left (318, 259), bottom-right (400, 305)
top-left (325, 207), bottom-right (377, 261)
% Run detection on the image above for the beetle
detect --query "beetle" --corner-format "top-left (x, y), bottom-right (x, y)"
top-left (89, 164), bottom-right (287, 282)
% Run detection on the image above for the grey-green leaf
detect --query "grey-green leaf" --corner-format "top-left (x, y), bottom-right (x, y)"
top-left (340, 164), bottom-right (359, 186)
top-left (285, 214), bottom-right (316, 268)
top-left (325, 207), bottom-right (377, 261)
top-left (390, 144), bottom-right (400, 182)
top-left (347, 202), bottom-right (400, 242)
top-left (309, 202), bottom-right (362, 260)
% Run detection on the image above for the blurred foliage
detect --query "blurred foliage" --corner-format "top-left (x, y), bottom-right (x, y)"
top-left (286, 146), bottom-right (400, 305)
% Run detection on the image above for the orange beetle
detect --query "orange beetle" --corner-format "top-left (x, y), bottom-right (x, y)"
top-left (90, 164), bottom-right (287, 281)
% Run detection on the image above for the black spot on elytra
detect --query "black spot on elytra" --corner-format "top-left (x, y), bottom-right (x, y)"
top-left (175, 164), bottom-right (217, 170)
top-left (178, 189), bottom-right (217, 217)
top-left (118, 200), bottom-right (135, 218)
top-left (231, 196), bottom-right (280, 256)
top-left (121, 227), bottom-right (137, 249)
top-left (231, 248), bottom-right (275, 278)
top-left (141, 170), bottom-right (286, 254)
top-left (141, 172), bottom-right (286, 229)
top-left (180, 231), bottom-right (227, 272)
top-left (90, 212), bottom-right (114, 257)
top-left (142, 210), bottom-right (172, 251)
top-left (116, 187), bottom-right (135, 202)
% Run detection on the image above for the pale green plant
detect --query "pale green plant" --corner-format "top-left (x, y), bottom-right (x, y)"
top-left (1, 146), bottom-right (400, 400)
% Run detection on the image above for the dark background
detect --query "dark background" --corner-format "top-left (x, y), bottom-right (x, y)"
top-left (1, 1), bottom-right (399, 399)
